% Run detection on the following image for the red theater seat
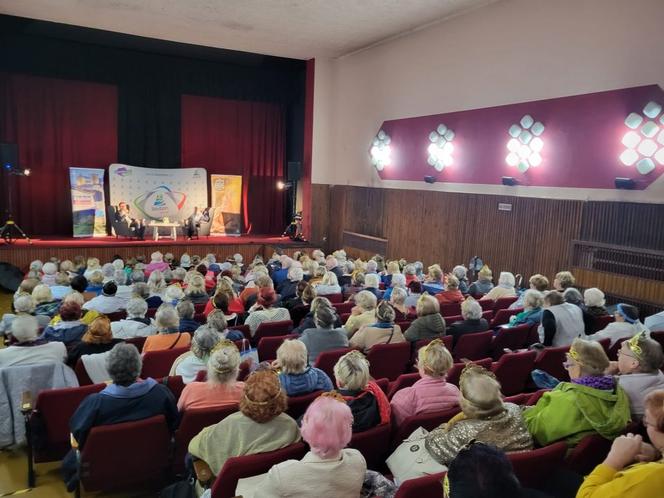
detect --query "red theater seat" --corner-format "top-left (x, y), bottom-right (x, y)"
top-left (367, 342), bottom-right (411, 381)
top-left (125, 336), bottom-right (147, 353)
top-left (453, 330), bottom-right (493, 361)
top-left (229, 325), bottom-right (251, 341)
top-left (313, 347), bottom-right (352, 382)
top-left (491, 324), bottom-right (531, 360)
top-left (74, 359), bottom-right (94, 386)
top-left (257, 334), bottom-right (299, 362)
top-left (286, 390), bottom-right (323, 419)
top-left (446, 357), bottom-right (493, 386)
top-left (508, 442), bottom-right (568, 489)
top-left (141, 346), bottom-right (190, 379)
top-left (333, 301), bottom-right (354, 314)
top-left (607, 337), bottom-right (629, 361)
top-left (493, 296), bottom-right (518, 312)
top-left (388, 372), bottom-right (421, 400)
top-left (439, 302), bottom-right (461, 317)
top-left (490, 308), bottom-right (523, 328)
top-left (491, 350), bottom-right (537, 396)
top-left (565, 433), bottom-right (613, 476)
top-left (478, 299), bottom-right (494, 311)
top-left (533, 345), bottom-right (570, 382)
top-left (591, 314), bottom-right (614, 333)
top-left (253, 320), bottom-right (293, 346)
top-left (348, 422), bottom-right (392, 470)
top-left (394, 471), bottom-right (446, 498)
top-left (391, 406), bottom-right (460, 451)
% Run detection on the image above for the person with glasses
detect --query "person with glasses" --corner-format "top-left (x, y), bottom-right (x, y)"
top-left (577, 390), bottom-right (664, 497)
top-left (523, 338), bottom-right (631, 447)
top-left (608, 332), bottom-right (664, 419)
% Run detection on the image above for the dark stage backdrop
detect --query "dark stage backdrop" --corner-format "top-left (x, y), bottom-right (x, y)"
top-left (181, 95), bottom-right (286, 234)
top-left (0, 73), bottom-right (118, 236)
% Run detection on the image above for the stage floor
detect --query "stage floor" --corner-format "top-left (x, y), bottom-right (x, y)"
top-left (0, 235), bottom-right (318, 270)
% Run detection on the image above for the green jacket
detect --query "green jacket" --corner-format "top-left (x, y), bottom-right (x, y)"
top-left (523, 381), bottom-right (630, 447)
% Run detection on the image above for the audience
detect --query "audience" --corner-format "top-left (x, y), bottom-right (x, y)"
top-left (299, 304), bottom-right (349, 364)
top-left (583, 287), bottom-right (609, 320)
top-left (244, 288), bottom-right (291, 336)
top-left (82, 281), bottom-right (127, 314)
top-left (344, 290), bottom-right (378, 336)
top-left (275, 339), bottom-right (333, 396)
top-left (50, 291), bottom-right (101, 327)
top-left (389, 286), bottom-right (409, 321)
top-left (404, 295), bottom-right (446, 342)
top-left (425, 364), bottom-right (533, 465)
top-left (252, 393), bottom-right (366, 498)
top-left (508, 290), bottom-right (544, 327)
top-left (390, 339), bottom-right (460, 424)
top-left (110, 297), bottom-right (156, 339)
top-left (382, 273), bottom-right (406, 301)
top-left (184, 274), bottom-right (209, 305)
top-left (315, 271), bottom-right (342, 296)
top-left (363, 273), bottom-right (382, 299)
top-left (538, 291), bottom-right (584, 347)
top-left (468, 265), bottom-right (494, 296)
top-left (170, 326), bottom-right (222, 383)
top-left (278, 265), bottom-right (304, 301)
top-left (509, 273), bottom-right (549, 310)
top-left (451, 265), bottom-right (470, 294)
top-left (0, 315), bottom-right (66, 367)
top-left (482, 271), bottom-right (517, 301)
top-left (587, 303), bottom-right (646, 347)
top-left (41, 301), bottom-right (88, 345)
top-left (553, 270), bottom-right (576, 292)
top-left (524, 339), bottom-right (630, 446)
top-left (404, 280), bottom-right (423, 307)
top-left (0, 294), bottom-right (47, 335)
top-left (142, 304), bottom-right (191, 352)
top-left (32, 284), bottom-right (61, 317)
top-left (435, 275), bottom-right (464, 305)
top-left (177, 340), bottom-right (244, 410)
top-left (350, 301), bottom-right (405, 353)
top-left (66, 317), bottom-right (123, 366)
top-left (176, 300), bottom-right (200, 333)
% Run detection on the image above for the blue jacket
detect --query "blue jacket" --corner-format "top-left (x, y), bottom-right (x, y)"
top-left (41, 323), bottom-right (88, 344)
top-left (279, 367), bottom-right (333, 396)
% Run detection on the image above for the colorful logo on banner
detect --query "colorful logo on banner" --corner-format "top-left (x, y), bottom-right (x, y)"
top-left (210, 174), bottom-right (242, 235)
top-left (69, 167), bottom-right (107, 238)
top-left (133, 185), bottom-right (187, 219)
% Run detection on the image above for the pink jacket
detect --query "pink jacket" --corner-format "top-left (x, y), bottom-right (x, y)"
top-left (390, 376), bottom-right (460, 425)
top-left (144, 261), bottom-right (170, 275)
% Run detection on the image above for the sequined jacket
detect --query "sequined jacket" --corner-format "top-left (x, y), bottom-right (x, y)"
top-left (425, 402), bottom-right (533, 465)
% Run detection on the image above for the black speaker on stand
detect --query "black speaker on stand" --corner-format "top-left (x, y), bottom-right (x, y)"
top-left (1, 143), bottom-right (31, 244)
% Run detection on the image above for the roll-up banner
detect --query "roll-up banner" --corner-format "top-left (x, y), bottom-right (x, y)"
top-left (109, 163), bottom-right (208, 222)
top-left (210, 174), bottom-right (242, 236)
top-left (69, 167), bottom-right (107, 237)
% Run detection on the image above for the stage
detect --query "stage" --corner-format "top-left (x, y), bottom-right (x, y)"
top-left (0, 235), bottom-right (319, 270)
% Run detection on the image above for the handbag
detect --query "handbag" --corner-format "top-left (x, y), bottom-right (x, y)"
top-left (239, 338), bottom-right (259, 367)
top-left (386, 427), bottom-right (447, 484)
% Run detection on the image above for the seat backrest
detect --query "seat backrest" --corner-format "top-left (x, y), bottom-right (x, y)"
top-left (565, 433), bottom-right (613, 476)
top-left (607, 337), bottom-right (629, 361)
top-left (172, 404), bottom-right (238, 474)
top-left (388, 372), bottom-right (421, 400)
top-left (481, 310), bottom-right (494, 321)
top-left (326, 293), bottom-right (344, 303)
top-left (367, 342), bottom-right (411, 381)
top-left (229, 324), bottom-right (251, 341)
top-left (32, 383), bottom-right (105, 462)
top-left (394, 471), bottom-right (447, 498)
top-left (161, 375), bottom-right (186, 400)
top-left (439, 302), bottom-right (461, 317)
top-left (257, 334), bottom-right (299, 362)
top-left (591, 314), bottom-right (615, 333)
top-left (453, 330), bottom-right (493, 361)
top-left (391, 406), bottom-right (460, 450)
top-left (446, 357), bottom-right (493, 386)
top-left (193, 303), bottom-right (207, 314)
top-left (141, 346), bottom-right (190, 379)
top-left (490, 307), bottom-right (523, 328)
top-left (508, 441), bottom-right (568, 488)
top-left (104, 310), bottom-right (127, 322)
top-left (442, 314), bottom-right (462, 324)
top-left (125, 336), bottom-right (147, 353)
top-left (494, 296), bottom-right (518, 311)
top-left (333, 302), bottom-right (354, 314)
top-left (74, 359), bottom-right (94, 386)
top-left (79, 415), bottom-right (171, 492)
top-left (491, 350), bottom-right (537, 396)
top-left (396, 321), bottom-right (412, 332)
top-left (348, 422), bottom-right (392, 470)
top-left (491, 323), bottom-right (531, 360)
top-left (478, 299), bottom-right (494, 311)
top-left (313, 347), bottom-right (352, 382)
top-left (286, 390), bottom-right (324, 419)
top-left (526, 388), bottom-right (551, 406)
top-left (534, 345), bottom-right (570, 381)
top-left (211, 443), bottom-right (308, 498)
top-left (253, 320), bottom-right (294, 345)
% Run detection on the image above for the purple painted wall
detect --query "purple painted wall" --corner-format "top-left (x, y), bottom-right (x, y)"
top-left (375, 85), bottom-right (664, 189)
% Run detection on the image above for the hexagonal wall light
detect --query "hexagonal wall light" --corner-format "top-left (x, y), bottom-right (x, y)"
top-left (426, 124), bottom-right (455, 171)
top-left (505, 114), bottom-right (545, 173)
top-left (370, 130), bottom-right (391, 171)
top-left (620, 101), bottom-right (664, 175)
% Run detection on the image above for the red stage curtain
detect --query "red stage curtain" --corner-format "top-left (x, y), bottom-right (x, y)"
top-left (0, 73), bottom-right (118, 236)
top-left (181, 95), bottom-right (285, 234)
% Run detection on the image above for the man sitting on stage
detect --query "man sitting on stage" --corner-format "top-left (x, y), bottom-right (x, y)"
top-left (184, 206), bottom-right (210, 240)
top-left (115, 202), bottom-right (145, 239)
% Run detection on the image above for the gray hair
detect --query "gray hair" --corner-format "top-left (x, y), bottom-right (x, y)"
top-left (206, 310), bottom-right (228, 333)
top-left (314, 304), bottom-right (337, 329)
top-left (390, 287), bottom-right (408, 305)
top-left (113, 269), bottom-right (127, 285)
top-left (461, 299), bottom-right (482, 320)
top-left (130, 270), bottom-right (145, 283)
top-left (207, 342), bottom-right (241, 385)
top-left (354, 290), bottom-right (377, 311)
top-left (584, 288), bottom-right (605, 308)
top-left (498, 272), bottom-right (516, 287)
top-left (14, 294), bottom-right (35, 313)
top-left (102, 263), bottom-right (115, 278)
top-left (523, 290), bottom-right (544, 310)
top-left (148, 270), bottom-right (166, 294)
top-left (132, 282), bottom-right (150, 299)
top-left (365, 260), bottom-right (378, 273)
top-left (288, 266), bottom-right (304, 282)
top-left (191, 326), bottom-right (222, 359)
top-left (172, 267), bottom-right (187, 281)
top-left (162, 269), bottom-right (173, 283)
top-left (453, 265), bottom-right (467, 280)
top-left (164, 284), bottom-right (184, 304)
top-left (364, 273), bottom-right (380, 289)
top-left (126, 298), bottom-right (148, 318)
top-left (106, 343), bottom-right (142, 387)
top-left (155, 304), bottom-right (179, 332)
top-left (176, 299), bottom-right (195, 319)
top-left (390, 273), bottom-right (406, 288)
top-left (11, 315), bottom-right (39, 342)
top-left (563, 288), bottom-right (584, 305)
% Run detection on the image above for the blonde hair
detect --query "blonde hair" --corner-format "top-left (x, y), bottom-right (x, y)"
top-left (32, 284), bottom-right (53, 304)
top-left (418, 339), bottom-right (453, 377)
top-left (276, 339), bottom-right (308, 374)
top-left (186, 274), bottom-right (206, 295)
top-left (208, 341), bottom-right (241, 385)
top-left (386, 261), bottom-right (400, 275)
top-left (428, 264), bottom-right (443, 281)
top-left (529, 274), bottom-right (549, 292)
top-left (334, 351), bottom-right (370, 391)
top-left (555, 271), bottom-right (576, 289)
top-left (416, 294), bottom-right (440, 317)
top-left (321, 271), bottom-right (339, 286)
top-left (445, 274), bottom-right (459, 290)
top-left (459, 364), bottom-right (504, 418)
top-left (88, 270), bottom-right (104, 285)
top-left (569, 339), bottom-right (609, 376)
top-left (354, 290), bottom-right (377, 311)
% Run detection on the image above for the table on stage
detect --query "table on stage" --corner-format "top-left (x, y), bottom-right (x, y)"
top-left (148, 221), bottom-right (180, 241)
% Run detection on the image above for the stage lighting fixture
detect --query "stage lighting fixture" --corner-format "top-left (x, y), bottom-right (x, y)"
top-left (502, 176), bottom-right (519, 186)
top-left (277, 180), bottom-right (293, 190)
top-left (505, 115), bottom-right (544, 172)
top-left (426, 123), bottom-right (455, 171)
top-left (370, 130), bottom-right (392, 171)
top-left (620, 101), bottom-right (664, 173)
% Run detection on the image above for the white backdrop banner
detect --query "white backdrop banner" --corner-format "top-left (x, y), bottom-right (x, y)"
top-left (109, 164), bottom-right (208, 221)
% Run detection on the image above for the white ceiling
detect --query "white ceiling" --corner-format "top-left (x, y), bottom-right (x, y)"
top-left (0, 0), bottom-right (497, 60)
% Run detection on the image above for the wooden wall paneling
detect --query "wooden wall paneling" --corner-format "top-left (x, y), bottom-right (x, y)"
top-left (381, 188), bottom-right (424, 262)
top-left (310, 184), bottom-right (330, 246)
top-left (325, 185), bottom-right (348, 252)
top-left (574, 268), bottom-right (664, 307)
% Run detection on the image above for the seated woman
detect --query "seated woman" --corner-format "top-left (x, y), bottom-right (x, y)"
top-left (425, 364), bottom-right (533, 465)
top-left (314, 271), bottom-right (342, 296)
top-left (299, 303), bottom-right (349, 364)
top-left (205, 310), bottom-right (245, 342)
top-left (404, 280), bottom-right (423, 308)
top-left (342, 271), bottom-right (365, 300)
top-left (177, 340), bottom-right (245, 411)
top-left (537, 291), bottom-right (585, 347)
top-left (447, 298), bottom-right (490, 346)
top-left (583, 287), bottom-right (610, 326)
top-left (0, 294), bottom-right (47, 336)
top-left (275, 339), bottom-right (333, 396)
top-left (482, 271), bottom-right (516, 301)
top-left (390, 339), bottom-right (460, 425)
top-left (41, 301), bottom-right (88, 345)
top-left (509, 273), bottom-right (549, 310)
top-left (344, 290), bottom-right (378, 337)
top-left (524, 338), bottom-right (630, 447)
top-left (286, 283), bottom-right (315, 327)
top-left (184, 274), bottom-right (210, 305)
top-left (244, 288), bottom-right (291, 337)
top-left (63, 343), bottom-right (177, 491)
top-left (49, 291), bottom-right (101, 328)
top-left (404, 295), bottom-right (446, 342)
top-left (170, 326), bottom-right (222, 383)
top-left (451, 265), bottom-right (470, 294)
top-left (83, 257), bottom-right (101, 280)
top-left (508, 289), bottom-right (544, 327)
top-left (382, 273), bottom-right (407, 302)
top-left (333, 350), bottom-right (391, 432)
top-left (435, 275), bottom-right (465, 305)
top-left (32, 284), bottom-right (61, 318)
top-left (67, 317), bottom-right (123, 366)
top-left (252, 393), bottom-right (367, 498)
top-left (0, 315), bottom-right (66, 367)
top-left (142, 304), bottom-right (191, 353)
top-left (577, 390), bottom-right (664, 498)
top-left (468, 265), bottom-right (494, 297)
top-left (350, 301), bottom-right (405, 353)
top-left (362, 273), bottom-right (383, 299)
top-left (177, 300), bottom-right (200, 333)
top-left (278, 266), bottom-right (304, 302)
top-left (553, 270), bottom-right (576, 292)
top-left (587, 303), bottom-right (647, 348)
top-left (110, 297), bottom-right (156, 339)
top-left (389, 287), bottom-right (409, 322)
top-left (187, 369), bottom-right (301, 495)
top-left (610, 332), bottom-right (664, 419)
top-left (84, 270), bottom-right (105, 296)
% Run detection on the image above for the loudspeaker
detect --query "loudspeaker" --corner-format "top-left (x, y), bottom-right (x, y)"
top-left (287, 161), bottom-right (302, 182)
top-left (424, 175), bottom-right (436, 184)
top-left (502, 176), bottom-right (519, 186)
top-left (0, 143), bottom-right (18, 170)
top-left (615, 177), bottom-right (636, 190)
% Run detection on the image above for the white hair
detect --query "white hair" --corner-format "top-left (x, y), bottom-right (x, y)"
top-left (322, 271), bottom-right (339, 286)
top-left (164, 284), bottom-right (185, 304)
top-left (102, 263), bottom-right (115, 278)
top-left (453, 265), bottom-right (467, 279)
top-left (288, 266), bottom-right (304, 282)
top-left (391, 273), bottom-right (406, 288)
top-left (498, 272), bottom-right (516, 287)
top-left (126, 298), bottom-right (148, 318)
top-left (12, 315), bottom-right (39, 342)
top-left (523, 290), bottom-right (544, 309)
top-left (390, 287), bottom-right (408, 305)
top-left (32, 284), bottom-right (53, 304)
top-left (366, 260), bottom-right (378, 273)
top-left (461, 299), bottom-right (482, 320)
top-left (14, 294), bottom-right (35, 313)
top-left (112, 259), bottom-right (124, 270)
top-left (354, 290), bottom-right (377, 311)
top-left (584, 288), bottom-right (606, 308)
top-left (155, 304), bottom-right (179, 331)
top-left (151, 251), bottom-right (164, 263)
top-left (364, 273), bottom-right (380, 289)
top-left (113, 269), bottom-right (127, 285)
top-left (42, 262), bottom-right (57, 275)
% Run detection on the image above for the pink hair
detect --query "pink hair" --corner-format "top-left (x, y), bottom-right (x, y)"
top-left (301, 396), bottom-right (353, 459)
